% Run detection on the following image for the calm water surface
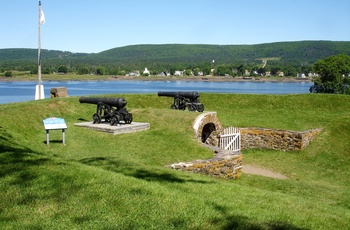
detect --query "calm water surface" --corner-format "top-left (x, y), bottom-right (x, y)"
top-left (0, 80), bottom-right (312, 104)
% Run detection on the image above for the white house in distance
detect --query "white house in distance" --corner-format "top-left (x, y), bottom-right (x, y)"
top-left (174, 70), bottom-right (184, 76)
top-left (143, 68), bottom-right (150, 75)
top-left (126, 70), bottom-right (140, 77)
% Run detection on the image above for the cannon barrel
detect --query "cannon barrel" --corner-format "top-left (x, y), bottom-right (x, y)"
top-left (157, 91), bottom-right (199, 99)
top-left (79, 97), bottom-right (127, 108)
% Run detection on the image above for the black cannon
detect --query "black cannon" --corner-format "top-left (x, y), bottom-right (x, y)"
top-left (157, 91), bottom-right (204, 112)
top-left (79, 97), bottom-right (133, 125)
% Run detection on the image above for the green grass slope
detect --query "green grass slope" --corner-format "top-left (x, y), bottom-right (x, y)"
top-left (1, 94), bottom-right (349, 229)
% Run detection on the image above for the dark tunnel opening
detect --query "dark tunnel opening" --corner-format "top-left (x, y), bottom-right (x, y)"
top-left (201, 123), bottom-right (216, 143)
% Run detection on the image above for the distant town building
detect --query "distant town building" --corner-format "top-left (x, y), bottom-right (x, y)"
top-left (174, 70), bottom-right (184, 76)
top-left (308, 72), bottom-right (318, 77)
top-left (126, 70), bottom-right (140, 77)
top-left (157, 72), bottom-right (170, 76)
top-left (143, 68), bottom-right (150, 75)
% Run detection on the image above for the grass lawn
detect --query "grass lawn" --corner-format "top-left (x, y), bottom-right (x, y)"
top-left (0, 93), bottom-right (349, 229)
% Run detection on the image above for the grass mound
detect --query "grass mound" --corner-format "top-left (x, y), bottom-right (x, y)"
top-left (1, 94), bottom-right (349, 229)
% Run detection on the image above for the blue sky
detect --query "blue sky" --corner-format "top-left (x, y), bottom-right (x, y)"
top-left (1, 0), bottom-right (349, 53)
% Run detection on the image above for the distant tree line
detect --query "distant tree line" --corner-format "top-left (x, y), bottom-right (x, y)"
top-left (0, 60), bottom-right (314, 78)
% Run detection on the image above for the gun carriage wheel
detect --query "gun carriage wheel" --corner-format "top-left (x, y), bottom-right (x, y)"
top-left (123, 113), bottom-right (133, 124)
top-left (93, 113), bottom-right (102, 124)
top-left (188, 103), bottom-right (196, 111)
top-left (109, 116), bottom-right (119, 126)
top-left (197, 104), bottom-right (204, 112)
top-left (175, 97), bottom-right (186, 110)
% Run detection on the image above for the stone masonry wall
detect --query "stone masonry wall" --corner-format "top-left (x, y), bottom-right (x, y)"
top-left (240, 128), bottom-right (322, 151)
top-left (169, 112), bottom-right (321, 180)
top-left (168, 145), bottom-right (242, 179)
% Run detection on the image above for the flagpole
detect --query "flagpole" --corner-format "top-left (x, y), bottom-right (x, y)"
top-left (35, 1), bottom-right (44, 100)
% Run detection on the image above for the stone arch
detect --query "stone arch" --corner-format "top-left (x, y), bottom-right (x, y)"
top-left (193, 112), bottom-right (223, 143)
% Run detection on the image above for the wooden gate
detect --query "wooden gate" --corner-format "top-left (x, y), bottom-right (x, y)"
top-left (218, 127), bottom-right (241, 151)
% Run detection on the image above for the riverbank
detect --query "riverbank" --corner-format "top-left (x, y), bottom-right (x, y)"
top-left (117, 76), bottom-right (312, 82)
top-left (0, 74), bottom-right (312, 82)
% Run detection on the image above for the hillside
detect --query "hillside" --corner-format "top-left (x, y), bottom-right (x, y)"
top-left (91, 40), bottom-right (350, 65)
top-left (1, 41), bottom-right (350, 70)
top-left (0, 48), bottom-right (88, 61)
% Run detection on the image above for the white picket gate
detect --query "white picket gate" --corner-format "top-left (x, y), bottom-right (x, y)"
top-left (218, 127), bottom-right (241, 151)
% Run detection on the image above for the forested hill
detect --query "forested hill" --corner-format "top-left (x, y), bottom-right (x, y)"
top-left (0, 49), bottom-right (88, 61)
top-left (91, 41), bottom-right (350, 65)
top-left (1, 41), bottom-right (350, 70)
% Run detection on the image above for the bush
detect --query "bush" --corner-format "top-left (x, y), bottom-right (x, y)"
top-left (4, 71), bottom-right (12, 77)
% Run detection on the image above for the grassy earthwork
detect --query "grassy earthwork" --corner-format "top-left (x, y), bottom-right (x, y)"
top-left (0, 93), bottom-right (349, 229)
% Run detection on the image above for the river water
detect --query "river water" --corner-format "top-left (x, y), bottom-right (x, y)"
top-left (0, 80), bottom-right (312, 104)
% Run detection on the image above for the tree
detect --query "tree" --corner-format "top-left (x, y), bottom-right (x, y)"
top-left (193, 67), bottom-right (200, 76)
top-left (310, 54), bottom-right (350, 94)
top-left (270, 67), bottom-right (280, 76)
top-left (4, 71), bottom-right (12, 77)
top-left (30, 67), bottom-right (38, 74)
top-left (78, 67), bottom-right (90, 75)
top-left (95, 66), bottom-right (105, 75)
top-left (184, 69), bottom-right (192, 76)
top-left (257, 67), bottom-right (265, 76)
top-left (216, 65), bottom-right (232, 76)
top-left (42, 68), bottom-right (50, 74)
top-left (57, 66), bottom-right (68, 74)
top-left (202, 65), bottom-right (211, 76)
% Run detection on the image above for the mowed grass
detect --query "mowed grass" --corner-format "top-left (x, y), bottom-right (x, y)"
top-left (0, 93), bottom-right (349, 229)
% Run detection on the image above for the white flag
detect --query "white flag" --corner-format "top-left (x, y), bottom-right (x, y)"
top-left (40, 9), bottom-right (45, 25)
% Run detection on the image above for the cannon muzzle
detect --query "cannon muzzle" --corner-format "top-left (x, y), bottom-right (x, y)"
top-left (79, 97), bottom-right (127, 108)
top-left (157, 91), bottom-right (199, 99)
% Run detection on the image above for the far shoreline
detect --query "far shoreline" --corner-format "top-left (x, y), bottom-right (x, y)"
top-left (0, 74), bottom-right (313, 83)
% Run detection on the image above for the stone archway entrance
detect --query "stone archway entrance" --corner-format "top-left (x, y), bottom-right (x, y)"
top-left (192, 112), bottom-right (223, 144)
top-left (167, 112), bottom-right (242, 179)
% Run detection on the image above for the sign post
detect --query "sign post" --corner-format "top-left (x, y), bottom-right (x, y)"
top-left (43, 117), bottom-right (67, 145)
top-left (35, 1), bottom-right (45, 100)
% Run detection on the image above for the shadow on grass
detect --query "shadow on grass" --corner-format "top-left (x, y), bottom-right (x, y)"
top-left (79, 156), bottom-right (212, 184)
top-left (77, 118), bottom-right (89, 122)
top-left (0, 127), bottom-right (44, 162)
top-left (0, 127), bottom-right (87, 225)
top-left (210, 203), bottom-right (308, 230)
top-left (126, 168), bottom-right (211, 184)
top-left (42, 140), bottom-right (66, 145)
top-left (0, 126), bottom-right (50, 183)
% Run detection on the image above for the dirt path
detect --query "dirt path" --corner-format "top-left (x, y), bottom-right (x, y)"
top-left (242, 165), bottom-right (288, 179)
